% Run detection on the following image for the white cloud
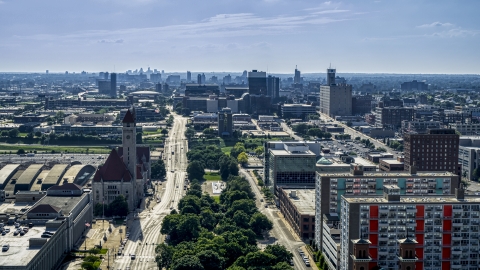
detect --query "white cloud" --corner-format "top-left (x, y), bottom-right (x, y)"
top-left (98, 39), bottom-right (124, 44)
top-left (311, 9), bottom-right (349, 15)
top-left (16, 11), bottom-right (349, 43)
top-left (417, 21), bottom-right (453, 28)
top-left (430, 28), bottom-right (479, 38)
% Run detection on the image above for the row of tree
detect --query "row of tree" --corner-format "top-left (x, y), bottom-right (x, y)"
top-left (291, 123), bottom-right (332, 139)
top-left (93, 195), bottom-right (129, 217)
top-left (186, 145), bottom-right (239, 180)
top-left (157, 176), bottom-right (292, 270)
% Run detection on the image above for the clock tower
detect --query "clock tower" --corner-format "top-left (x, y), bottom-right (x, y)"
top-left (122, 109), bottom-right (137, 180)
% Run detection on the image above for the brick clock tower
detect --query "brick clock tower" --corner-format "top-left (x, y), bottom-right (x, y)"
top-left (122, 109), bottom-right (137, 184)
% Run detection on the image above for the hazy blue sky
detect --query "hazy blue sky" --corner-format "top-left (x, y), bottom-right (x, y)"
top-left (0, 0), bottom-right (479, 74)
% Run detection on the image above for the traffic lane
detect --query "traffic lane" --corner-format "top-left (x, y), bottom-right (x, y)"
top-left (240, 169), bottom-right (308, 270)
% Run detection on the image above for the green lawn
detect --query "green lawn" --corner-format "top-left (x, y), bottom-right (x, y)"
top-left (204, 172), bottom-right (221, 181)
top-left (212, 195), bottom-right (220, 204)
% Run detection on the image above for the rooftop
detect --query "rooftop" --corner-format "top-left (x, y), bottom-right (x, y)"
top-left (270, 149), bottom-right (316, 156)
top-left (32, 192), bottom-right (88, 215)
top-left (317, 171), bottom-right (456, 178)
top-left (283, 189), bottom-right (315, 215)
top-left (380, 158), bottom-right (404, 165)
top-left (0, 223), bottom-right (53, 267)
top-left (343, 194), bottom-right (480, 204)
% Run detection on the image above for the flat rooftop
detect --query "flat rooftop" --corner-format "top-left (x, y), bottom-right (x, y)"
top-left (0, 201), bottom-right (34, 216)
top-left (317, 171), bottom-right (456, 178)
top-left (284, 189), bottom-right (315, 215)
top-left (343, 195), bottom-right (480, 204)
top-left (0, 223), bottom-right (54, 267)
top-left (380, 159), bottom-right (404, 165)
top-left (270, 149), bottom-right (316, 156)
top-left (353, 157), bottom-right (377, 167)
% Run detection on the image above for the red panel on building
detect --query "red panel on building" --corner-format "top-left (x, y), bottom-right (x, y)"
top-left (369, 248), bottom-right (378, 260)
top-left (370, 205), bottom-right (378, 218)
top-left (415, 262), bottom-right (424, 270)
top-left (416, 234), bottom-right (424, 245)
top-left (443, 233), bottom-right (451, 246)
top-left (443, 220), bottom-right (452, 232)
top-left (442, 247), bottom-right (451, 260)
top-left (370, 220), bottom-right (378, 232)
top-left (416, 205), bottom-right (424, 217)
top-left (442, 261), bottom-right (450, 270)
top-left (369, 262), bottom-right (378, 269)
top-left (369, 234), bottom-right (378, 246)
top-left (415, 248), bottom-right (424, 259)
top-left (443, 205), bottom-right (452, 217)
top-left (416, 219), bottom-right (424, 231)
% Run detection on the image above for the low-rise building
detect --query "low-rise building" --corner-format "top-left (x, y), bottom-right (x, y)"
top-left (379, 157), bottom-right (404, 172)
top-left (281, 104), bottom-right (316, 119)
top-left (277, 188), bottom-right (315, 239)
top-left (449, 122), bottom-right (480, 135)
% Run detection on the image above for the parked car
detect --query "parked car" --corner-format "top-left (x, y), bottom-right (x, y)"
top-left (2, 244), bottom-right (9, 251)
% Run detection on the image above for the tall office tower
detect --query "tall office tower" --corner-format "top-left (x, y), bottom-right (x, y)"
top-left (218, 113), bottom-right (225, 136)
top-left (197, 74), bottom-right (202, 84)
top-left (223, 74), bottom-right (232, 84)
top-left (294, 66), bottom-right (301, 84)
top-left (327, 68), bottom-right (336, 85)
top-left (104, 72), bottom-right (109, 80)
top-left (248, 70), bottom-right (267, 95)
top-left (404, 128), bottom-right (459, 174)
top-left (46, 70), bottom-right (49, 74)
top-left (320, 68), bottom-right (352, 117)
top-left (267, 75), bottom-right (280, 101)
top-left (187, 71), bottom-right (191, 82)
top-left (110, 73), bottom-right (117, 98)
top-left (155, 83), bottom-right (162, 93)
top-left (201, 73), bottom-right (206, 84)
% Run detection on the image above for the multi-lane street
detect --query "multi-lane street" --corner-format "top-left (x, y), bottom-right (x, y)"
top-left (114, 113), bottom-right (188, 270)
top-left (240, 168), bottom-right (309, 270)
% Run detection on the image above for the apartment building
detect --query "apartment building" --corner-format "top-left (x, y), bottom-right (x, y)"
top-left (340, 186), bottom-right (478, 270)
top-left (315, 164), bottom-right (459, 270)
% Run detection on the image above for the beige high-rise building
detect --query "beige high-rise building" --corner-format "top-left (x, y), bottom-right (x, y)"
top-left (320, 68), bottom-right (352, 117)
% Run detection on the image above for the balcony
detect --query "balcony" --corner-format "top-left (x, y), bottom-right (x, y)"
top-left (350, 255), bottom-right (372, 262)
top-left (406, 207), bottom-right (417, 213)
top-left (452, 207), bottom-right (463, 213)
top-left (452, 249), bottom-right (462, 255)
top-left (452, 235), bottom-right (462, 241)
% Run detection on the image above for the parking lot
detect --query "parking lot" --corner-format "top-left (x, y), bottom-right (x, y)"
top-left (0, 153), bottom-right (108, 166)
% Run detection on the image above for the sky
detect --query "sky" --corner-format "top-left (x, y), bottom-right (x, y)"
top-left (0, 0), bottom-right (479, 74)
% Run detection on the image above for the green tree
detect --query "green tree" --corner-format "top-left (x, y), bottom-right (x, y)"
top-left (171, 255), bottom-right (204, 270)
top-left (16, 149), bottom-right (25, 155)
top-left (187, 161), bottom-right (205, 181)
top-left (161, 128), bottom-right (169, 136)
top-left (108, 195), bottom-right (128, 216)
top-left (254, 146), bottom-right (264, 156)
top-left (26, 132), bottom-right (34, 139)
top-left (234, 251), bottom-right (276, 269)
top-left (203, 128), bottom-right (215, 138)
top-left (230, 142), bottom-right (246, 159)
top-left (185, 128), bottom-right (195, 140)
top-left (1, 130), bottom-right (8, 137)
top-left (136, 132), bottom-right (142, 143)
top-left (155, 243), bottom-right (174, 269)
top-left (151, 159), bottom-right (167, 179)
top-left (264, 244), bottom-right (293, 265)
top-left (249, 212), bottom-right (273, 235)
top-left (237, 152), bottom-right (248, 166)
top-left (8, 128), bottom-right (19, 138)
top-left (197, 250), bottom-right (225, 270)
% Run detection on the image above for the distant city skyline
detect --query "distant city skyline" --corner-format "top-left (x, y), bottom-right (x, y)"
top-left (1, 0), bottom-right (479, 74)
